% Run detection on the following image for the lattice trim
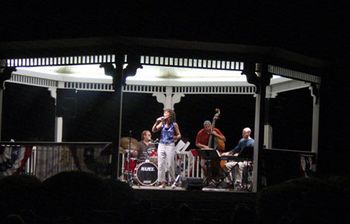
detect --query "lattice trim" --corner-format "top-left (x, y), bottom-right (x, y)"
top-left (3, 54), bottom-right (117, 67)
top-left (63, 82), bottom-right (114, 91)
top-left (141, 55), bottom-right (244, 70)
top-left (122, 85), bottom-right (166, 93)
top-left (123, 85), bottom-right (255, 94)
top-left (8, 73), bottom-right (58, 88)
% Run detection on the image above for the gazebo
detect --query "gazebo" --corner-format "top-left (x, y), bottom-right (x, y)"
top-left (0, 36), bottom-right (328, 192)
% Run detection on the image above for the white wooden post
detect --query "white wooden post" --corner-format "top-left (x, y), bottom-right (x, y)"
top-left (49, 84), bottom-right (64, 142)
top-left (310, 85), bottom-right (320, 172)
top-left (0, 89), bottom-right (3, 141)
top-left (252, 93), bottom-right (261, 192)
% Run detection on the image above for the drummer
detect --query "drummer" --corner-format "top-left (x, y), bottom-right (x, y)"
top-left (137, 130), bottom-right (157, 163)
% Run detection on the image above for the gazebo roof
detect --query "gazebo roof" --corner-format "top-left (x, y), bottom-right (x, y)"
top-left (1, 36), bottom-right (329, 76)
top-left (2, 36), bottom-right (325, 94)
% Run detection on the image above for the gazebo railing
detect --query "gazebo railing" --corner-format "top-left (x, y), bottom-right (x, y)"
top-left (0, 141), bottom-right (316, 187)
top-left (262, 148), bottom-right (317, 186)
top-left (0, 141), bottom-right (111, 181)
top-left (0, 141), bottom-right (204, 182)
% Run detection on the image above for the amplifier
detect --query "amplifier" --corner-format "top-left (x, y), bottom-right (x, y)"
top-left (181, 177), bottom-right (204, 190)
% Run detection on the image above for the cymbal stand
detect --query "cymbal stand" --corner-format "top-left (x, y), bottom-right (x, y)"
top-left (127, 130), bottom-right (133, 186)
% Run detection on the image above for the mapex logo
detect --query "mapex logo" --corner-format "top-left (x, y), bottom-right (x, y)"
top-left (140, 166), bottom-right (155, 171)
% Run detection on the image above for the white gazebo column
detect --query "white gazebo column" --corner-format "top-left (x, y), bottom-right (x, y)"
top-left (253, 92), bottom-right (262, 192)
top-left (264, 87), bottom-right (274, 149)
top-left (0, 88), bottom-right (3, 141)
top-left (153, 86), bottom-right (185, 109)
top-left (0, 67), bottom-right (16, 141)
top-left (310, 84), bottom-right (320, 172)
top-left (55, 117), bottom-right (63, 142)
top-left (49, 83), bottom-right (64, 142)
top-left (263, 125), bottom-right (273, 148)
top-left (243, 62), bottom-right (271, 192)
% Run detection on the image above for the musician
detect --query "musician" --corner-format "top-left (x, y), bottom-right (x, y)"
top-left (195, 120), bottom-right (226, 180)
top-left (152, 109), bottom-right (181, 188)
top-left (137, 130), bottom-right (156, 163)
top-left (222, 127), bottom-right (255, 189)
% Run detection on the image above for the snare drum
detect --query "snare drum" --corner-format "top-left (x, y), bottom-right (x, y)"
top-left (134, 162), bottom-right (158, 186)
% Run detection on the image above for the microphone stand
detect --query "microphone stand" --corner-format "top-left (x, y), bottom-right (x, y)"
top-left (171, 174), bottom-right (181, 189)
top-left (127, 130), bottom-right (133, 186)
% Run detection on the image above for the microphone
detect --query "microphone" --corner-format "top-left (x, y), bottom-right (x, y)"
top-left (156, 116), bottom-right (164, 122)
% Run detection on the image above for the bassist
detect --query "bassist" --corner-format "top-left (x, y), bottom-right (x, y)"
top-left (195, 118), bottom-right (226, 182)
top-left (195, 120), bottom-right (226, 151)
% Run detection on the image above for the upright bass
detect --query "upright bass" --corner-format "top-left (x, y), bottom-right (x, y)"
top-left (208, 108), bottom-right (225, 153)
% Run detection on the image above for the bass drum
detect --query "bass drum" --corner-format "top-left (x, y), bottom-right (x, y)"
top-left (134, 162), bottom-right (158, 186)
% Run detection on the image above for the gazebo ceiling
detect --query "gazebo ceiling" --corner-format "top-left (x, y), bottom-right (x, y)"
top-left (13, 64), bottom-right (291, 87)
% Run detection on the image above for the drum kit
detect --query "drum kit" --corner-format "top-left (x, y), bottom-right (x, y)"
top-left (120, 137), bottom-right (158, 186)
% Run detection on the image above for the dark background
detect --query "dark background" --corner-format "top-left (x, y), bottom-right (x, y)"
top-left (1, 2), bottom-right (349, 62)
top-left (2, 82), bottom-right (312, 152)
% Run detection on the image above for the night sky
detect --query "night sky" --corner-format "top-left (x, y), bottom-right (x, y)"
top-left (1, 2), bottom-right (349, 62)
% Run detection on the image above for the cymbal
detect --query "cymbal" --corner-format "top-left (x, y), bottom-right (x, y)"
top-left (122, 149), bottom-right (137, 153)
top-left (119, 137), bottom-right (140, 152)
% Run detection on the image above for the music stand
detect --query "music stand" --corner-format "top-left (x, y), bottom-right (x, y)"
top-left (199, 148), bottom-right (220, 186)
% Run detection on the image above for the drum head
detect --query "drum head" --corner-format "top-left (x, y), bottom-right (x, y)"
top-left (135, 162), bottom-right (158, 186)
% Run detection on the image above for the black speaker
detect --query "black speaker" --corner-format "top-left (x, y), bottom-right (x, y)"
top-left (56, 88), bottom-right (77, 118)
top-left (181, 177), bottom-right (204, 190)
